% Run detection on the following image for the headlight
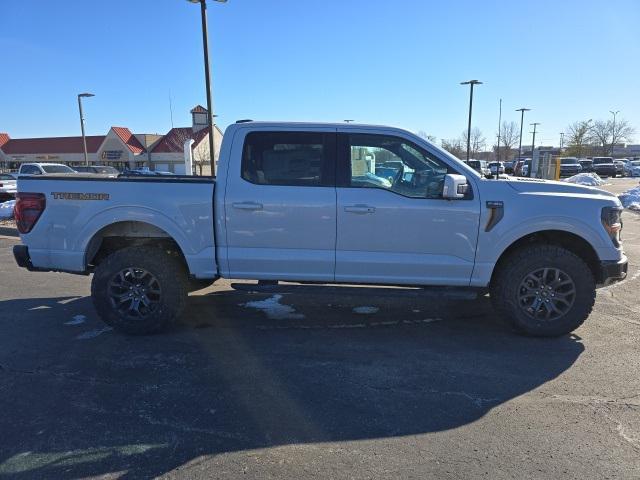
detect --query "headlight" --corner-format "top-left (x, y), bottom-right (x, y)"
top-left (601, 206), bottom-right (623, 247)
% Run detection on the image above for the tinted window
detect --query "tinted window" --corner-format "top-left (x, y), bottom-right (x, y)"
top-left (20, 165), bottom-right (41, 175)
top-left (74, 166), bottom-right (89, 172)
top-left (0, 174), bottom-right (14, 180)
top-left (94, 166), bottom-right (119, 174)
top-left (42, 165), bottom-right (75, 173)
top-left (347, 134), bottom-right (451, 199)
top-left (242, 132), bottom-right (333, 186)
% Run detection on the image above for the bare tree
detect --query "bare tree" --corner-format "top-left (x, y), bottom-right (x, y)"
top-left (590, 120), bottom-right (612, 156)
top-left (496, 121), bottom-right (519, 160)
top-left (441, 138), bottom-right (464, 159)
top-left (610, 118), bottom-right (635, 154)
top-left (416, 130), bottom-right (437, 143)
top-left (461, 127), bottom-right (486, 158)
top-left (564, 120), bottom-right (595, 157)
top-left (192, 140), bottom-right (211, 175)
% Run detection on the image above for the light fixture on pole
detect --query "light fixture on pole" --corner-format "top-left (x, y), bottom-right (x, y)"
top-left (187, 0), bottom-right (227, 176)
top-left (77, 93), bottom-right (95, 166)
top-left (515, 107), bottom-right (531, 162)
top-left (460, 80), bottom-right (482, 161)
top-left (344, 119), bottom-right (354, 123)
top-left (559, 132), bottom-right (565, 150)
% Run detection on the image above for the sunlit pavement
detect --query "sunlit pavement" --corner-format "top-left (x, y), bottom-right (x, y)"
top-left (1, 178), bottom-right (639, 479)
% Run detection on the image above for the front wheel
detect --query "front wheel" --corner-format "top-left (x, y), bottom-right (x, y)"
top-left (490, 245), bottom-right (595, 337)
top-left (91, 246), bottom-right (188, 335)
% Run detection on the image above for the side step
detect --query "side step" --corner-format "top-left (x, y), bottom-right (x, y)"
top-left (230, 281), bottom-right (480, 300)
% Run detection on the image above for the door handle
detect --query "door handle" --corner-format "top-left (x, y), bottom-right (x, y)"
top-left (344, 205), bottom-right (376, 214)
top-left (232, 202), bottom-right (263, 211)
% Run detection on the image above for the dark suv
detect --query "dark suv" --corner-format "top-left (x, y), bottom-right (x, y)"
top-left (559, 157), bottom-right (582, 177)
top-left (592, 157), bottom-right (617, 177)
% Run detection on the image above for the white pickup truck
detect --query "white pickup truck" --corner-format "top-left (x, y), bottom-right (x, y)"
top-left (13, 122), bottom-right (627, 336)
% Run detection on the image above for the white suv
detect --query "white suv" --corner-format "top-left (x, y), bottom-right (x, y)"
top-left (18, 163), bottom-right (77, 175)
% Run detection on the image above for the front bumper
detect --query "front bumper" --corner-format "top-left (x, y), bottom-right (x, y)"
top-left (597, 256), bottom-right (628, 286)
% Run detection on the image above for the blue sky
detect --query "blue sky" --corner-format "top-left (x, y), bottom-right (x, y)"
top-left (1, 0), bottom-right (638, 147)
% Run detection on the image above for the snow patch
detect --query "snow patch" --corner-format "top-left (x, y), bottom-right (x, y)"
top-left (618, 184), bottom-right (640, 212)
top-left (563, 172), bottom-right (605, 186)
top-left (0, 200), bottom-right (15, 220)
top-left (76, 326), bottom-right (113, 340)
top-left (353, 306), bottom-right (379, 314)
top-left (65, 315), bottom-right (86, 326)
top-left (243, 294), bottom-right (304, 320)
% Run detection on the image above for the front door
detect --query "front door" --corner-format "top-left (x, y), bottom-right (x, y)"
top-left (335, 132), bottom-right (481, 286)
top-left (224, 130), bottom-right (337, 281)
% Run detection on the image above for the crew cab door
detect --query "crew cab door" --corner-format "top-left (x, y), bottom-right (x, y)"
top-left (335, 130), bottom-right (481, 286)
top-left (224, 129), bottom-right (337, 281)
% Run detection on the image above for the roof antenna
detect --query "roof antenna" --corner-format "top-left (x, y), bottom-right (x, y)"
top-left (169, 90), bottom-right (174, 128)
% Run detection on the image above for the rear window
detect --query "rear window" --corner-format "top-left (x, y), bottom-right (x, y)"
top-left (42, 165), bottom-right (76, 173)
top-left (592, 158), bottom-right (613, 164)
top-left (242, 131), bottom-right (333, 186)
top-left (0, 174), bottom-right (15, 180)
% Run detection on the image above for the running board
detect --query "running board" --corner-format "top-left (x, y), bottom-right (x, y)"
top-left (230, 282), bottom-right (480, 300)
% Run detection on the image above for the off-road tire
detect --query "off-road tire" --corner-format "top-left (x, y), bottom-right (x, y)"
top-left (91, 246), bottom-right (188, 335)
top-left (490, 245), bottom-right (596, 337)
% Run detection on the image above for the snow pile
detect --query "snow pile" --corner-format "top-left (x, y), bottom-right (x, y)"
top-left (0, 200), bottom-right (16, 220)
top-left (243, 294), bottom-right (304, 320)
top-left (618, 184), bottom-right (640, 212)
top-left (564, 173), bottom-right (605, 186)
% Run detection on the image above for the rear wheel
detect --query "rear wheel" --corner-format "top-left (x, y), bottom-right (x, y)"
top-left (91, 247), bottom-right (188, 335)
top-left (491, 245), bottom-right (595, 337)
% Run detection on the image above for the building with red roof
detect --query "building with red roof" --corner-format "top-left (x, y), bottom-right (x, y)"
top-left (0, 106), bottom-right (223, 174)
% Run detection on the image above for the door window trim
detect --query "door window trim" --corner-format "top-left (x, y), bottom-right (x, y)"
top-left (240, 131), bottom-right (337, 188)
top-left (336, 132), bottom-right (473, 200)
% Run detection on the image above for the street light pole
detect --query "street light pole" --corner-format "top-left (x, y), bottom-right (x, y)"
top-left (516, 107), bottom-right (531, 162)
top-left (609, 110), bottom-right (619, 156)
top-left (188, 0), bottom-right (226, 176)
top-left (77, 93), bottom-right (95, 166)
top-left (560, 132), bottom-right (565, 150)
top-left (530, 122), bottom-right (540, 177)
top-left (496, 98), bottom-right (502, 162)
top-left (460, 80), bottom-right (482, 161)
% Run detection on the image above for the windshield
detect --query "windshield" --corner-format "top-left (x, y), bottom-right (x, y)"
top-left (42, 165), bottom-right (76, 173)
top-left (632, 161), bottom-right (640, 166)
top-left (592, 158), bottom-right (613, 164)
top-left (561, 158), bottom-right (578, 165)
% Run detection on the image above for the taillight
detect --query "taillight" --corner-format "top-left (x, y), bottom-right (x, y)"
top-left (15, 193), bottom-right (46, 234)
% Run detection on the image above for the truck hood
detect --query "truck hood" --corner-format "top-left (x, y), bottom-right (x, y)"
top-left (504, 177), bottom-right (618, 200)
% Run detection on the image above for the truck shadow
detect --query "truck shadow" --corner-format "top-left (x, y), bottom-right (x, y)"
top-left (0, 291), bottom-right (584, 479)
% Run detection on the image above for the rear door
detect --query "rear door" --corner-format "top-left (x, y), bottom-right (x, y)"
top-left (224, 129), bottom-right (337, 281)
top-left (335, 130), bottom-right (481, 286)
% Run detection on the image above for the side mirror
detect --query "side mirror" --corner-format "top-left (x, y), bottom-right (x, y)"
top-left (443, 174), bottom-right (468, 199)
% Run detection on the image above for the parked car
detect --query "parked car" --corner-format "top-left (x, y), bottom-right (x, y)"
top-left (514, 160), bottom-right (526, 176)
top-left (614, 160), bottom-right (625, 176)
top-left (578, 159), bottom-right (593, 172)
top-left (488, 161), bottom-right (505, 176)
top-left (559, 157), bottom-right (582, 177)
top-left (0, 173), bottom-right (17, 200)
top-left (522, 159), bottom-right (532, 177)
top-left (504, 160), bottom-right (516, 174)
top-left (467, 160), bottom-right (491, 178)
top-left (13, 121), bottom-right (628, 338)
top-left (74, 165), bottom-right (120, 177)
top-left (591, 157), bottom-right (617, 177)
top-left (623, 160), bottom-right (640, 177)
top-left (18, 163), bottom-right (77, 175)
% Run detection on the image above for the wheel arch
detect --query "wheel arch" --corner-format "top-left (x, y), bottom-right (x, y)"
top-left (84, 220), bottom-right (189, 272)
top-left (490, 230), bottom-right (600, 286)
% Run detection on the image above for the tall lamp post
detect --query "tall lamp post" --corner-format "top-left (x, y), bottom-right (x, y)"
top-left (516, 107), bottom-right (531, 161)
top-left (530, 122), bottom-right (540, 177)
top-left (559, 132), bottom-right (565, 150)
top-left (609, 110), bottom-right (619, 156)
top-left (188, 0), bottom-right (226, 176)
top-left (460, 80), bottom-right (482, 161)
top-left (496, 98), bottom-right (502, 162)
top-left (77, 93), bottom-right (95, 166)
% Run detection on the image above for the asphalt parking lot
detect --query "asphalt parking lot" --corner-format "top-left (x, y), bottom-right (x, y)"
top-left (1, 178), bottom-right (639, 479)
